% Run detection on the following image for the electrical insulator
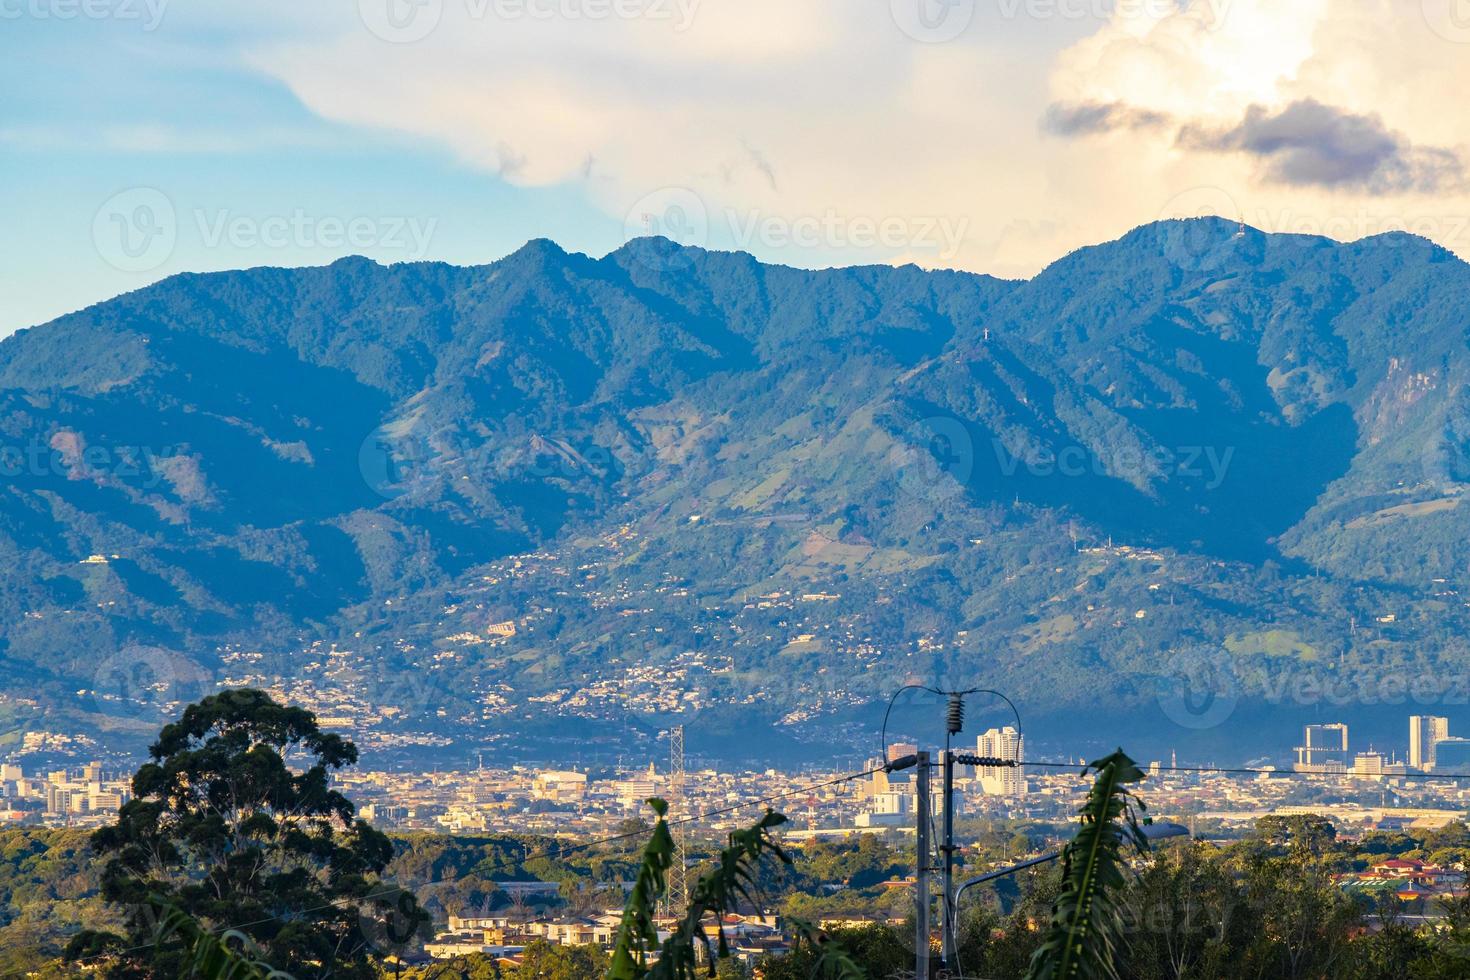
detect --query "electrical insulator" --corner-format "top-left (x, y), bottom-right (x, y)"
top-left (946, 693), bottom-right (964, 735)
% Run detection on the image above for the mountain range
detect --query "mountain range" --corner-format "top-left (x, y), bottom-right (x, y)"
top-left (4, 217), bottom-right (1470, 763)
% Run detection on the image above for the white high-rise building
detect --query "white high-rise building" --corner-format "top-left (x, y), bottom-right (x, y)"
top-left (976, 726), bottom-right (1026, 797)
top-left (1410, 715), bottom-right (1450, 771)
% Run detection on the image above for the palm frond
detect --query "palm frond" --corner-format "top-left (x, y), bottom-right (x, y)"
top-left (609, 800), bottom-right (864, 980)
top-left (145, 894), bottom-right (296, 979)
top-left (1026, 749), bottom-right (1150, 980)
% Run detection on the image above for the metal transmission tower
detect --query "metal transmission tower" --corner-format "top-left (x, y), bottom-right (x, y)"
top-left (668, 725), bottom-right (691, 915)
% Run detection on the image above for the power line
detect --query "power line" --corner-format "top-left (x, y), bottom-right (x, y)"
top-left (32, 764), bottom-right (887, 978)
top-left (1023, 760), bottom-right (1470, 781)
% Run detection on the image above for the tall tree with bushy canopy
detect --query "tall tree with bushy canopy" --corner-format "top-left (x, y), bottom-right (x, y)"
top-left (69, 688), bottom-right (427, 979)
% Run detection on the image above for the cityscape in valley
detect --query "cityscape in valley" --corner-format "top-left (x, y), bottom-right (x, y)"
top-left (15, 0), bottom-right (1470, 976)
top-left (11, 710), bottom-right (1470, 966)
top-left (14, 716), bottom-right (1470, 836)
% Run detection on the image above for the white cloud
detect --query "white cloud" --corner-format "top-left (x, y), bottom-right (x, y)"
top-left (1043, 0), bottom-right (1470, 247)
top-left (243, 0), bottom-right (1470, 277)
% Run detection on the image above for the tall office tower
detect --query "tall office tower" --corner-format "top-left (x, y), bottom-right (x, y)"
top-left (1410, 715), bottom-right (1451, 771)
top-left (976, 726), bottom-right (1026, 797)
top-left (1294, 723), bottom-right (1349, 771)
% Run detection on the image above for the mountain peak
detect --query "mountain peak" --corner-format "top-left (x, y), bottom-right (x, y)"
top-left (4, 216), bottom-right (1470, 757)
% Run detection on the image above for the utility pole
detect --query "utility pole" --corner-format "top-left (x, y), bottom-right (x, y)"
top-left (941, 694), bottom-right (962, 969)
top-left (941, 744), bottom-right (957, 969)
top-left (915, 750), bottom-right (932, 980)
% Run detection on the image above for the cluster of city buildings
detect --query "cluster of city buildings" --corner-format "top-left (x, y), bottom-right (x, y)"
top-left (0, 761), bottom-right (130, 825)
top-left (850, 727), bottom-right (1028, 830)
top-left (1336, 857), bottom-right (1467, 906)
top-left (1293, 715), bottom-right (1470, 776)
top-left (421, 910), bottom-right (792, 967)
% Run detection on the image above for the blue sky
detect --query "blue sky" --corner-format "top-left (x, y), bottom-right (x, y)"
top-left (5, 0), bottom-right (1469, 336)
top-left (1, 5), bottom-right (626, 334)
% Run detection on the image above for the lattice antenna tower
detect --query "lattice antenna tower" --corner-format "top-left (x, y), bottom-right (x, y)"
top-left (668, 725), bottom-right (690, 915)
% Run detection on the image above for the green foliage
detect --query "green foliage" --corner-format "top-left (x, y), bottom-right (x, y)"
top-left (755, 924), bottom-right (905, 980)
top-left (1026, 750), bottom-right (1150, 980)
top-left (609, 799), bottom-right (863, 980)
top-left (607, 799), bottom-right (674, 980)
top-left (0, 828), bottom-right (111, 974)
top-left (140, 895), bottom-right (294, 979)
top-left (19, 805), bottom-right (1470, 977)
top-left (68, 689), bottom-right (429, 979)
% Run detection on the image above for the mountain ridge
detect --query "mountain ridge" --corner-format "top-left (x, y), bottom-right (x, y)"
top-left (3, 218), bottom-right (1469, 762)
